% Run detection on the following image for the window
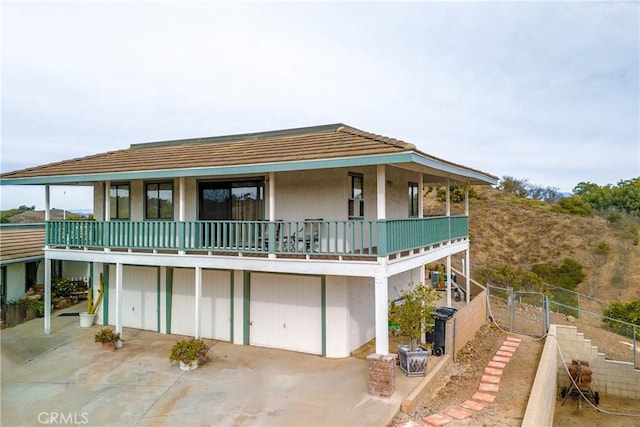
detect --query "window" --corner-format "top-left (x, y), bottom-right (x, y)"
top-left (408, 182), bottom-right (419, 217)
top-left (199, 180), bottom-right (264, 220)
top-left (348, 173), bottom-right (364, 218)
top-left (25, 261), bottom-right (39, 291)
top-left (0, 266), bottom-right (6, 306)
top-left (110, 183), bottom-right (130, 219)
top-left (145, 182), bottom-right (174, 219)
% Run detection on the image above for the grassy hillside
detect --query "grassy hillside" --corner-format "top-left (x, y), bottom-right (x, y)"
top-left (425, 187), bottom-right (640, 303)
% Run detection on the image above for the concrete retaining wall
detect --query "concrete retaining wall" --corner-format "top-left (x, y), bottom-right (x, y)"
top-left (522, 323), bottom-right (640, 426)
top-left (554, 324), bottom-right (640, 400)
top-left (521, 324), bottom-right (559, 427)
top-left (446, 290), bottom-right (488, 358)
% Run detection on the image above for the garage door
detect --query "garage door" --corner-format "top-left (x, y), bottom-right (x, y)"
top-left (250, 273), bottom-right (322, 355)
top-left (108, 265), bottom-right (158, 331)
top-left (171, 269), bottom-right (231, 340)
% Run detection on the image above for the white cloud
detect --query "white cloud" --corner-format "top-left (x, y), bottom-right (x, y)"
top-left (1, 1), bottom-right (638, 209)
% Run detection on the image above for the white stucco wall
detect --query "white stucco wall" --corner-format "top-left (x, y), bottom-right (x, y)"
top-left (346, 276), bottom-right (375, 355)
top-left (91, 165), bottom-right (420, 223)
top-left (325, 275), bottom-right (349, 358)
top-left (6, 263), bottom-right (25, 302)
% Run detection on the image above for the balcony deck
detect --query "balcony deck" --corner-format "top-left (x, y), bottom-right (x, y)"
top-left (46, 216), bottom-right (469, 261)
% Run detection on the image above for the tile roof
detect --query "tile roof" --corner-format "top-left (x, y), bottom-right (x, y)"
top-left (0, 226), bottom-right (45, 263)
top-left (0, 123), bottom-right (497, 183)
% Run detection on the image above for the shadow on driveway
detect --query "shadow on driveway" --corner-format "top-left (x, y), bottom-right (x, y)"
top-left (1, 306), bottom-right (422, 426)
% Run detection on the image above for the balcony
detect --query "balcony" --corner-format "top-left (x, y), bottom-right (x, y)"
top-left (46, 216), bottom-right (468, 260)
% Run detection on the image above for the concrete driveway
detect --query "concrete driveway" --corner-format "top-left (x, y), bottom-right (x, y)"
top-left (1, 306), bottom-right (424, 426)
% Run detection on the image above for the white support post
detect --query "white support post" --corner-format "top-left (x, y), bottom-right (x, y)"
top-left (178, 177), bottom-right (186, 255)
top-left (195, 266), bottom-right (202, 339)
top-left (179, 177), bottom-right (186, 221)
top-left (104, 181), bottom-right (111, 222)
top-left (115, 262), bottom-right (123, 336)
top-left (374, 270), bottom-right (389, 355)
top-left (377, 165), bottom-right (386, 220)
top-left (44, 256), bottom-right (51, 334)
top-left (446, 254), bottom-right (452, 307)
top-left (418, 173), bottom-right (424, 218)
top-left (446, 178), bottom-right (451, 216)
top-left (44, 184), bottom-right (51, 222)
top-left (268, 172), bottom-right (276, 221)
top-left (465, 250), bottom-right (471, 304)
top-left (464, 184), bottom-right (469, 216)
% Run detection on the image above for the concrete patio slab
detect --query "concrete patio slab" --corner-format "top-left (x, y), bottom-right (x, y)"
top-left (1, 305), bottom-right (425, 426)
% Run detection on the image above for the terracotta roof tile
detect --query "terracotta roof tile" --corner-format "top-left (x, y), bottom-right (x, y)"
top-left (1, 124), bottom-right (496, 182)
top-left (0, 227), bottom-right (45, 262)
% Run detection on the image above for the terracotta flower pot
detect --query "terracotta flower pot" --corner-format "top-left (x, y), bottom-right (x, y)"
top-left (102, 342), bottom-right (116, 353)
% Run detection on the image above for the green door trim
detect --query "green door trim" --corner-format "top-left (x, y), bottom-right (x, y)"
top-left (244, 271), bottom-right (327, 357)
top-left (102, 264), bottom-right (109, 325)
top-left (156, 267), bottom-right (161, 333)
top-left (165, 267), bottom-right (173, 334)
top-left (243, 271), bottom-right (251, 346)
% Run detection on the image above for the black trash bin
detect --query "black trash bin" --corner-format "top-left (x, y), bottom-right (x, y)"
top-left (425, 306), bottom-right (457, 356)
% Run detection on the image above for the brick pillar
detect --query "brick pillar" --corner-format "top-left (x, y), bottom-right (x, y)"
top-left (367, 353), bottom-right (396, 397)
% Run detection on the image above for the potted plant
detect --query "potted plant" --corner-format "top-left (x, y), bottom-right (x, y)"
top-left (437, 264), bottom-right (446, 289)
top-left (389, 282), bottom-right (439, 376)
top-left (80, 274), bottom-right (104, 327)
top-left (94, 327), bottom-right (121, 352)
top-left (169, 337), bottom-right (211, 371)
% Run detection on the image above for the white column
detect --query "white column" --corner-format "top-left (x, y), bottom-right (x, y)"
top-left (268, 172), bottom-right (276, 221)
top-left (178, 178), bottom-right (186, 255)
top-left (377, 165), bottom-right (386, 220)
top-left (179, 177), bottom-right (186, 221)
top-left (195, 266), bottom-right (202, 339)
top-left (115, 262), bottom-right (123, 336)
top-left (465, 250), bottom-right (471, 304)
top-left (446, 254), bottom-right (452, 307)
top-left (374, 269), bottom-right (389, 355)
top-left (44, 256), bottom-right (51, 334)
top-left (104, 181), bottom-right (111, 221)
top-left (445, 178), bottom-right (451, 216)
top-left (464, 185), bottom-right (470, 303)
top-left (464, 184), bottom-right (469, 216)
top-left (418, 173), bottom-right (424, 218)
top-left (44, 184), bottom-right (51, 221)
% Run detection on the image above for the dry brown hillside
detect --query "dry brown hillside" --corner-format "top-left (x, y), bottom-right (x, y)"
top-left (425, 187), bottom-right (640, 303)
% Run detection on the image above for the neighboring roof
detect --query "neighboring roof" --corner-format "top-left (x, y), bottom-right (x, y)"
top-left (0, 123), bottom-right (498, 185)
top-left (0, 224), bottom-right (45, 265)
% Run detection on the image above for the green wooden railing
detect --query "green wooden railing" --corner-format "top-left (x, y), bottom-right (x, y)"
top-left (46, 216), bottom-right (468, 258)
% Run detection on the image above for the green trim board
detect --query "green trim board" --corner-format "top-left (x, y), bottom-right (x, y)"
top-left (229, 270), bottom-right (234, 344)
top-left (156, 267), bottom-right (161, 333)
top-left (321, 276), bottom-right (326, 357)
top-left (0, 255), bottom-right (44, 267)
top-left (243, 271), bottom-right (250, 346)
top-left (243, 271), bottom-right (327, 357)
top-left (102, 264), bottom-right (109, 325)
top-left (165, 267), bottom-right (173, 334)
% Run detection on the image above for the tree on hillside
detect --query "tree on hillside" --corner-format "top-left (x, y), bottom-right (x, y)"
top-left (587, 241), bottom-right (610, 298)
top-left (574, 178), bottom-right (640, 215)
top-left (612, 178), bottom-right (640, 214)
top-left (498, 176), bottom-right (529, 198)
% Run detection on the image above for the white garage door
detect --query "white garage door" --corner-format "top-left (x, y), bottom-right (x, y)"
top-left (171, 269), bottom-right (231, 340)
top-left (250, 273), bottom-right (322, 355)
top-left (108, 265), bottom-right (158, 331)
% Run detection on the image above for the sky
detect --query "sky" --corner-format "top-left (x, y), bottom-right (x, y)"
top-left (1, 1), bottom-right (639, 211)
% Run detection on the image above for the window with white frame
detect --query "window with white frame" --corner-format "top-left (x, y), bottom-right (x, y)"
top-left (408, 182), bottom-right (419, 217)
top-left (348, 173), bottom-right (364, 218)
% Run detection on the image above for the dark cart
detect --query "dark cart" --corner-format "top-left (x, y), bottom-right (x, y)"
top-left (425, 306), bottom-right (458, 356)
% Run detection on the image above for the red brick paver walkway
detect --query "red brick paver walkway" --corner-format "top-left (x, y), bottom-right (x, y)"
top-left (396, 336), bottom-right (522, 427)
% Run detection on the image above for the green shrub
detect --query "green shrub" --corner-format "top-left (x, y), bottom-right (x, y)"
top-left (552, 195), bottom-right (594, 216)
top-left (602, 299), bottom-right (640, 338)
